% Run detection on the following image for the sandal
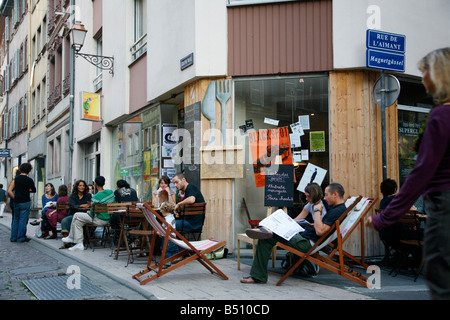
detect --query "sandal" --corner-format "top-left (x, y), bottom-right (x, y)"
top-left (240, 276), bottom-right (266, 284)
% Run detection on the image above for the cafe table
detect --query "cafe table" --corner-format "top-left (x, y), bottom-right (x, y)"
top-left (108, 203), bottom-right (151, 263)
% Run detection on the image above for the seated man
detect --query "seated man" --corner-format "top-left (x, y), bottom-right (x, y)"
top-left (240, 183), bottom-right (347, 284)
top-left (62, 176), bottom-right (116, 251)
top-left (172, 172), bottom-right (205, 232)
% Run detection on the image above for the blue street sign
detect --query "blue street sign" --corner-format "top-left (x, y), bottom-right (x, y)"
top-left (0, 149), bottom-right (11, 157)
top-left (367, 49), bottom-right (405, 73)
top-left (366, 29), bottom-right (406, 54)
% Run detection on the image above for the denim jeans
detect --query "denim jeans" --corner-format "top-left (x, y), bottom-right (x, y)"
top-left (423, 189), bottom-right (450, 300)
top-left (10, 201), bottom-right (31, 242)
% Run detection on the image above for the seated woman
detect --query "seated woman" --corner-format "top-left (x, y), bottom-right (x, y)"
top-left (246, 182), bottom-right (327, 239)
top-left (60, 180), bottom-right (91, 247)
top-left (30, 183), bottom-right (58, 236)
top-left (152, 176), bottom-right (176, 207)
top-left (44, 185), bottom-right (69, 239)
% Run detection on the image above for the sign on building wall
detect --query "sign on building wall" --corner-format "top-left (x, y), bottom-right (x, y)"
top-left (80, 92), bottom-right (101, 122)
top-left (366, 29), bottom-right (406, 73)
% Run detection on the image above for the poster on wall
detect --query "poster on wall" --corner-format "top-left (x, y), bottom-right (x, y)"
top-left (249, 126), bottom-right (293, 188)
top-left (297, 163), bottom-right (327, 193)
top-left (162, 124), bottom-right (178, 157)
top-left (310, 131), bottom-right (326, 152)
top-left (80, 91), bottom-right (101, 121)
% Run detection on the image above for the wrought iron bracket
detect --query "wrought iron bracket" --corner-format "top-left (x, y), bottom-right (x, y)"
top-left (75, 51), bottom-right (114, 75)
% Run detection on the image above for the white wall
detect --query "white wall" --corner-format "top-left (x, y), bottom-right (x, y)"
top-left (333, 0), bottom-right (450, 76)
top-left (147, 0), bottom-right (227, 101)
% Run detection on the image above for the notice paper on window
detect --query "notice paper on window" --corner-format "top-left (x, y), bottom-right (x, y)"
top-left (259, 209), bottom-right (304, 241)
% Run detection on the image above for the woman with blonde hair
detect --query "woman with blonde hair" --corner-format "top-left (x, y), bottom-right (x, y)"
top-left (367, 47), bottom-right (450, 299)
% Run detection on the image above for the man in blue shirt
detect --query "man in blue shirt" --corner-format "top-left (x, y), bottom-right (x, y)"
top-left (241, 183), bottom-right (347, 284)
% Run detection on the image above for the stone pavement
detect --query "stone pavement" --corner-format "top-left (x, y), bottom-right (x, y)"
top-left (0, 211), bottom-right (431, 301)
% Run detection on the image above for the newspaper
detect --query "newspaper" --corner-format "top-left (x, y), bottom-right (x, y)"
top-left (259, 209), bottom-right (304, 241)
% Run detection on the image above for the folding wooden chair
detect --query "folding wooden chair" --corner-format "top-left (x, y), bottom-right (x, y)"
top-left (83, 203), bottom-right (113, 251)
top-left (55, 201), bottom-right (70, 234)
top-left (276, 196), bottom-right (377, 287)
top-left (389, 210), bottom-right (424, 281)
top-left (133, 203), bottom-right (228, 285)
top-left (176, 203), bottom-right (206, 241)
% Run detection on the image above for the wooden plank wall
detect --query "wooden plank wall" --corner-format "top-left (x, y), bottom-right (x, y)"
top-left (184, 78), bottom-right (234, 251)
top-left (329, 70), bottom-right (399, 256)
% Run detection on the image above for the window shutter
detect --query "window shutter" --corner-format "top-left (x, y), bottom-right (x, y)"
top-left (4, 112), bottom-right (8, 140)
top-left (5, 17), bottom-right (10, 42)
top-left (5, 65), bottom-right (9, 92)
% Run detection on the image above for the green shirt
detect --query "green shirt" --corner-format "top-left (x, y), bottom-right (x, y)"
top-left (91, 189), bottom-right (116, 220)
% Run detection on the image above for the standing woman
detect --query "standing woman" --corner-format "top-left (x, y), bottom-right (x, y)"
top-left (8, 163), bottom-right (37, 242)
top-left (367, 47), bottom-right (450, 299)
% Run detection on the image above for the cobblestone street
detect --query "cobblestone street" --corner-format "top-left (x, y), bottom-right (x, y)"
top-left (0, 224), bottom-right (66, 300)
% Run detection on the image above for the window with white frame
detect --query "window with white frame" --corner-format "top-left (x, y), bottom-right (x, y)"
top-left (94, 35), bottom-right (103, 91)
top-left (131, 0), bottom-right (147, 61)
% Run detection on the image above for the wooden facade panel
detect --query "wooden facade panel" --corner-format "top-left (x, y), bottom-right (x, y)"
top-left (184, 78), bottom-right (234, 251)
top-left (330, 71), bottom-right (399, 256)
top-left (228, 0), bottom-right (333, 76)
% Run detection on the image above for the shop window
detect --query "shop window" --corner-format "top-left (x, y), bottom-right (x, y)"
top-left (234, 75), bottom-right (330, 229)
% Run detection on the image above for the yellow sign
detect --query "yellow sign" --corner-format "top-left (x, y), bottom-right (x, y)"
top-left (81, 92), bottom-right (101, 121)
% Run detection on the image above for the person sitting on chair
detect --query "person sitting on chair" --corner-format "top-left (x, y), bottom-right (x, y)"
top-left (172, 173), bottom-right (205, 233)
top-left (159, 201), bottom-right (181, 266)
top-left (240, 183), bottom-right (347, 284)
top-left (62, 176), bottom-right (116, 251)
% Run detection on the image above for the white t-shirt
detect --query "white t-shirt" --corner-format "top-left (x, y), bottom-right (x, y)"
top-left (304, 200), bottom-right (327, 221)
top-left (163, 213), bottom-right (176, 236)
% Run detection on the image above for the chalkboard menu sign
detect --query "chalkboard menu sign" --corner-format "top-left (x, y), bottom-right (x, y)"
top-left (264, 164), bottom-right (294, 207)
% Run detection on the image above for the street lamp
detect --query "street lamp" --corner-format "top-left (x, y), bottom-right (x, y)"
top-left (70, 21), bottom-right (114, 74)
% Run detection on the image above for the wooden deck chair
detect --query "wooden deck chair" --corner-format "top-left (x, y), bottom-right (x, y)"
top-left (132, 203), bottom-right (228, 285)
top-left (276, 196), bottom-right (377, 287)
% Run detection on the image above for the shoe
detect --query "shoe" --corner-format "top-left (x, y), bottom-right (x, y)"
top-left (68, 243), bottom-right (85, 251)
top-left (44, 234), bottom-right (57, 240)
top-left (245, 227), bottom-right (273, 240)
top-left (62, 236), bottom-right (74, 243)
top-left (240, 276), bottom-right (266, 284)
top-left (30, 220), bottom-right (40, 226)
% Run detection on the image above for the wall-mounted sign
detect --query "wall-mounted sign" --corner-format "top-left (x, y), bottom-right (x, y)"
top-left (366, 29), bottom-right (406, 73)
top-left (80, 91), bottom-right (101, 122)
top-left (180, 53), bottom-right (194, 71)
top-left (366, 29), bottom-right (406, 53)
top-left (0, 149), bottom-right (11, 157)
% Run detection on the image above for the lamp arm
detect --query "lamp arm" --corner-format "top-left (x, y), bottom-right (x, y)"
top-left (74, 51), bottom-right (114, 75)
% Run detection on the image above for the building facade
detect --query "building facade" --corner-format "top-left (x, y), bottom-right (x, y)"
top-left (0, 0), bottom-right (449, 255)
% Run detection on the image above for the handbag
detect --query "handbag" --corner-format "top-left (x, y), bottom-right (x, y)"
top-left (205, 247), bottom-right (228, 260)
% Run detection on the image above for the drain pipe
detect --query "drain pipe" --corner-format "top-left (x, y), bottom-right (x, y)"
top-left (68, 0), bottom-right (76, 186)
